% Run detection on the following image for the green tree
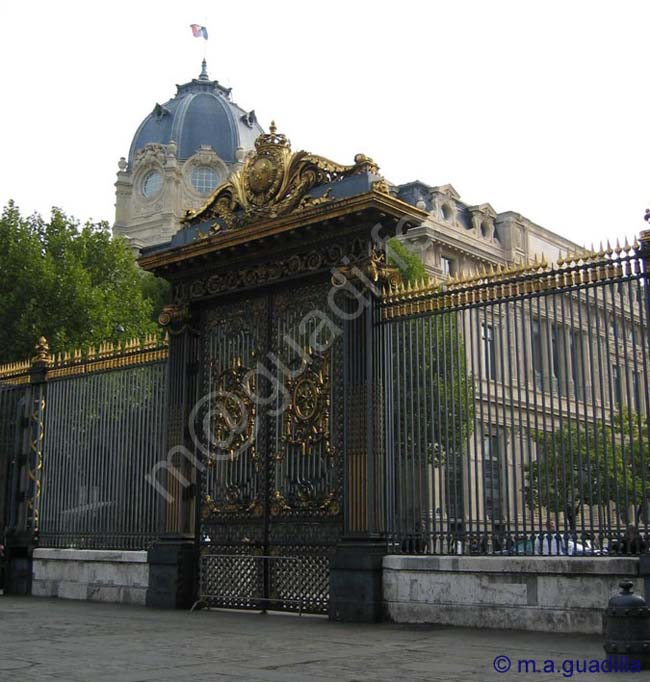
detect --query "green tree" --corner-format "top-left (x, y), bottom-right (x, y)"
top-left (0, 201), bottom-right (170, 362)
top-left (615, 409), bottom-right (650, 523)
top-left (525, 417), bottom-right (641, 530)
top-left (386, 237), bottom-right (427, 285)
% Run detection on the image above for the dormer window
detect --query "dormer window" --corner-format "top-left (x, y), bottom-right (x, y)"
top-left (441, 203), bottom-right (453, 221)
top-left (481, 221), bottom-right (491, 239)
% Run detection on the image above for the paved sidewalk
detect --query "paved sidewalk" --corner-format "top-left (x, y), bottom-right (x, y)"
top-left (0, 596), bottom-right (636, 681)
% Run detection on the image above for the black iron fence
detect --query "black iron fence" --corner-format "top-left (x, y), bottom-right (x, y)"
top-left (0, 384), bottom-right (25, 542)
top-left (0, 336), bottom-right (167, 551)
top-left (380, 241), bottom-right (650, 556)
top-left (3, 240), bottom-right (650, 562)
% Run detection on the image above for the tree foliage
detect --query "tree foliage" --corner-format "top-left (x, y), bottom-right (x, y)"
top-left (0, 201), bottom-right (170, 362)
top-left (525, 412), bottom-right (648, 528)
top-left (387, 237), bottom-right (427, 285)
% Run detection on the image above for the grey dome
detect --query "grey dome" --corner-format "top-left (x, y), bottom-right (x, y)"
top-left (128, 61), bottom-right (263, 166)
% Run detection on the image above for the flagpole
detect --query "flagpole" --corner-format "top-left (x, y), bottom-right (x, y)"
top-left (202, 13), bottom-right (208, 63)
top-left (190, 23), bottom-right (209, 68)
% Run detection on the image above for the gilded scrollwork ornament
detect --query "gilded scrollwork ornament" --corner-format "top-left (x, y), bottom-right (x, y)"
top-left (201, 490), bottom-right (262, 519)
top-left (331, 246), bottom-right (401, 291)
top-left (208, 357), bottom-right (257, 466)
top-left (281, 349), bottom-right (331, 457)
top-left (371, 178), bottom-right (392, 195)
top-left (319, 490), bottom-right (340, 516)
top-left (270, 490), bottom-right (291, 516)
top-left (185, 122), bottom-right (383, 235)
top-left (158, 303), bottom-right (192, 335)
top-left (186, 243), bottom-right (348, 301)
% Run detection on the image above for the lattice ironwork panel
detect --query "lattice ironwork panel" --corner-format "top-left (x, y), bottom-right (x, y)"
top-left (200, 549), bottom-right (264, 609)
top-left (268, 547), bottom-right (331, 614)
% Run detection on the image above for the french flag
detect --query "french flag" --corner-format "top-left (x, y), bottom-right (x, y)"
top-left (190, 24), bottom-right (208, 40)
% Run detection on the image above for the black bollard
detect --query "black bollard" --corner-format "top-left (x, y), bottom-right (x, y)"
top-left (603, 580), bottom-right (650, 670)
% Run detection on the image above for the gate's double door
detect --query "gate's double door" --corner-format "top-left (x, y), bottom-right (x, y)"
top-left (197, 281), bottom-right (343, 613)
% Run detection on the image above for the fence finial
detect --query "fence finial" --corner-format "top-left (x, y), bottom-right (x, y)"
top-left (32, 336), bottom-right (51, 368)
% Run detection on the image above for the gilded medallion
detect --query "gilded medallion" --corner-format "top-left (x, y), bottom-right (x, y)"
top-left (249, 156), bottom-right (275, 194)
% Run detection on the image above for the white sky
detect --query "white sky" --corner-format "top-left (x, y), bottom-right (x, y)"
top-left (0, 1), bottom-right (648, 248)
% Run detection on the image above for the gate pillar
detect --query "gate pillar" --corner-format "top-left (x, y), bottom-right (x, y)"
top-left (146, 306), bottom-right (199, 608)
top-left (4, 337), bottom-right (49, 594)
top-left (330, 257), bottom-right (395, 622)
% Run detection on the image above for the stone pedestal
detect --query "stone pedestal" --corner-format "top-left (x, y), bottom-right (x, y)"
top-left (146, 537), bottom-right (196, 609)
top-left (4, 532), bottom-right (33, 595)
top-left (5, 554), bottom-right (32, 595)
top-left (329, 540), bottom-right (385, 622)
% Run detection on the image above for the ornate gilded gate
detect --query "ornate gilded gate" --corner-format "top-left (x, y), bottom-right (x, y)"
top-left (196, 281), bottom-right (343, 613)
top-left (140, 122), bottom-right (414, 617)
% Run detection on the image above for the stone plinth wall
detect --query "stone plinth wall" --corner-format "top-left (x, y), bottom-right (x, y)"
top-left (383, 555), bottom-right (641, 634)
top-left (32, 549), bottom-right (149, 605)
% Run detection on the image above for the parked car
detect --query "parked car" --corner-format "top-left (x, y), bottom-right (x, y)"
top-left (494, 539), bottom-right (534, 555)
top-left (566, 538), bottom-right (604, 556)
top-left (494, 536), bottom-right (603, 556)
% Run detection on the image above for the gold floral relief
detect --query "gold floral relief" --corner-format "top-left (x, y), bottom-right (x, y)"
top-left (281, 350), bottom-right (331, 458)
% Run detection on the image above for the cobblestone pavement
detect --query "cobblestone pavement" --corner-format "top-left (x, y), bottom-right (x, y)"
top-left (0, 596), bottom-right (639, 681)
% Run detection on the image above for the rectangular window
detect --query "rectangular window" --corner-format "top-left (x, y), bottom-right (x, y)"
top-left (613, 364), bottom-right (622, 409)
top-left (532, 319), bottom-right (543, 389)
top-left (551, 324), bottom-right (561, 385)
top-left (551, 324), bottom-right (570, 395)
top-left (633, 371), bottom-right (641, 413)
top-left (441, 256), bottom-right (454, 277)
top-left (570, 331), bottom-right (577, 384)
top-left (570, 329), bottom-right (587, 400)
top-left (481, 322), bottom-right (496, 380)
top-left (445, 454), bottom-right (464, 521)
top-left (482, 431), bottom-right (502, 521)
